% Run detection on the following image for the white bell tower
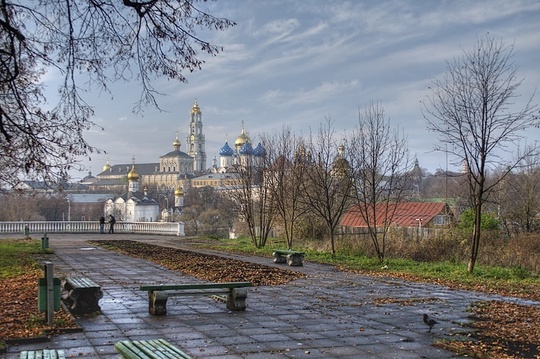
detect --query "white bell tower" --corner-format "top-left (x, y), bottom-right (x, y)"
top-left (187, 99), bottom-right (207, 173)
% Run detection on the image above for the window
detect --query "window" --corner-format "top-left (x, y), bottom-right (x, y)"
top-left (433, 215), bottom-right (448, 225)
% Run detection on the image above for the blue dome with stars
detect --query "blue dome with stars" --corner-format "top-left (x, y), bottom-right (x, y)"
top-left (253, 142), bottom-right (266, 157)
top-left (239, 141), bottom-right (253, 156)
top-left (219, 141), bottom-right (234, 157)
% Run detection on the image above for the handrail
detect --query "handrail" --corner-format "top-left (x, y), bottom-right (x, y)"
top-left (0, 221), bottom-right (185, 236)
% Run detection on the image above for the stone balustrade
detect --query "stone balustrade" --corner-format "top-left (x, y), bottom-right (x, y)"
top-left (0, 221), bottom-right (184, 236)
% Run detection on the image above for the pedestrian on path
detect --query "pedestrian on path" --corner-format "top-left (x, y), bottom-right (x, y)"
top-left (99, 216), bottom-right (105, 234)
top-left (108, 214), bottom-right (116, 234)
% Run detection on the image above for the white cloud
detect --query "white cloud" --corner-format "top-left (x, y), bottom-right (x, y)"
top-left (56, 0), bottom-right (539, 178)
top-left (260, 80), bottom-right (361, 107)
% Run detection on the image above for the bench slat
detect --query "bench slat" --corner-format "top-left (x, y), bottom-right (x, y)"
top-left (136, 341), bottom-right (168, 359)
top-left (115, 341), bottom-right (153, 359)
top-left (138, 339), bottom-right (189, 359)
top-left (164, 289), bottom-right (231, 297)
top-left (157, 339), bottom-right (191, 359)
top-left (67, 277), bottom-right (100, 289)
top-left (140, 282), bottom-right (253, 291)
top-left (20, 350), bottom-right (65, 359)
top-left (273, 250), bottom-right (304, 255)
top-left (115, 339), bottom-right (191, 359)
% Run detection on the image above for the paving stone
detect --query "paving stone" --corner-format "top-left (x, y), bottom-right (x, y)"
top-left (4, 233), bottom-right (539, 358)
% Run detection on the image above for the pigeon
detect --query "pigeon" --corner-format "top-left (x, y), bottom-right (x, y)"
top-left (423, 313), bottom-right (438, 332)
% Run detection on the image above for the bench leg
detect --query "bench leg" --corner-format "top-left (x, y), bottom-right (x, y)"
top-left (226, 288), bottom-right (247, 311)
top-left (287, 253), bottom-right (304, 266)
top-left (149, 290), bottom-right (168, 315)
top-left (273, 252), bottom-right (286, 264)
top-left (62, 288), bottom-right (103, 314)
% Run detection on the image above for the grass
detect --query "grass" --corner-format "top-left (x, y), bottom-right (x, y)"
top-left (0, 238), bottom-right (48, 279)
top-left (194, 236), bottom-right (540, 300)
top-left (0, 238), bottom-right (78, 341)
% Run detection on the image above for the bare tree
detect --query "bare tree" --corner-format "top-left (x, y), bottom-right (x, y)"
top-left (423, 34), bottom-right (539, 273)
top-left (230, 144), bottom-right (275, 248)
top-left (264, 127), bottom-right (308, 250)
top-left (179, 206), bottom-right (201, 236)
top-left (497, 148), bottom-right (540, 235)
top-left (301, 118), bottom-right (353, 255)
top-left (0, 1), bottom-right (235, 187)
top-left (0, 192), bottom-right (44, 221)
top-left (347, 101), bottom-right (410, 264)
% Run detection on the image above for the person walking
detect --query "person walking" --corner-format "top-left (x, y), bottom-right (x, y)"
top-left (99, 216), bottom-right (105, 234)
top-left (108, 214), bottom-right (116, 234)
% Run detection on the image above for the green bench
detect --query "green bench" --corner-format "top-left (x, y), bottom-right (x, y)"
top-left (273, 250), bottom-right (305, 266)
top-left (61, 277), bottom-right (103, 314)
top-left (20, 349), bottom-right (65, 359)
top-left (140, 282), bottom-right (253, 315)
top-left (115, 339), bottom-right (191, 359)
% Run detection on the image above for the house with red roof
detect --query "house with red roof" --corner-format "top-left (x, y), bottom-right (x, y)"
top-left (340, 202), bottom-right (453, 229)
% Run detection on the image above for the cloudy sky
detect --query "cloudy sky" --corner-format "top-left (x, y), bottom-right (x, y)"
top-left (63, 0), bottom-right (540, 180)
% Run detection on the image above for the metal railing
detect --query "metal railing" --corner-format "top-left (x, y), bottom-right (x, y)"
top-left (0, 221), bottom-right (185, 236)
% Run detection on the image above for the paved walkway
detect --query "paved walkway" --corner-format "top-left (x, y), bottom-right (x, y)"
top-left (3, 234), bottom-right (535, 358)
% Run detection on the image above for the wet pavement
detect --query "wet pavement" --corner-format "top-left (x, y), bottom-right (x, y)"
top-left (2, 233), bottom-right (536, 358)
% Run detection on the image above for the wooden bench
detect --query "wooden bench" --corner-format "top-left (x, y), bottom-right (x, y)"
top-left (61, 277), bottom-right (103, 314)
top-left (273, 250), bottom-right (305, 266)
top-left (115, 339), bottom-right (191, 359)
top-left (140, 282), bottom-right (253, 315)
top-left (20, 349), bottom-right (65, 359)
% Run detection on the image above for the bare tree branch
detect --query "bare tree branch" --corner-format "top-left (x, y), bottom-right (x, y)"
top-left (422, 34), bottom-right (539, 272)
top-left (0, 0), bottom-right (235, 187)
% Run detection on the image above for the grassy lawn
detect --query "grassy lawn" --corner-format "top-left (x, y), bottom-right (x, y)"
top-left (0, 238), bottom-right (77, 342)
top-left (194, 236), bottom-right (540, 301)
top-left (0, 238), bottom-right (44, 278)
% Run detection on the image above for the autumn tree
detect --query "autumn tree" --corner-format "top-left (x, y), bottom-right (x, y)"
top-left (179, 186), bottom-right (234, 236)
top-left (0, 193), bottom-right (44, 221)
top-left (423, 34), bottom-right (539, 273)
top-left (0, 1), bottom-right (234, 188)
top-left (264, 127), bottom-right (308, 250)
top-left (301, 118), bottom-right (353, 255)
top-left (497, 149), bottom-right (540, 235)
top-left (229, 142), bottom-right (275, 248)
top-left (347, 101), bottom-right (410, 264)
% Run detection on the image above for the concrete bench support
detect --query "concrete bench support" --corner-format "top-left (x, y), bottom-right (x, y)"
top-left (273, 250), bottom-right (305, 266)
top-left (61, 277), bottom-right (103, 314)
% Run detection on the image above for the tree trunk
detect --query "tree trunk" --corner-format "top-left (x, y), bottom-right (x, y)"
top-left (330, 231), bottom-right (336, 256)
top-left (468, 204), bottom-right (483, 273)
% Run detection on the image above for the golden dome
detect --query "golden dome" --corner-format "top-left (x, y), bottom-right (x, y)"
top-left (173, 135), bottom-right (181, 150)
top-left (102, 161), bottom-right (111, 171)
top-left (127, 165), bottom-right (140, 181)
top-left (191, 99), bottom-right (201, 114)
top-left (174, 187), bottom-right (184, 196)
top-left (235, 128), bottom-right (250, 148)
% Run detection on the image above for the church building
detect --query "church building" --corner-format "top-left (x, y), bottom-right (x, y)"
top-left (92, 100), bottom-right (206, 192)
top-left (91, 99), bottom-right (265, 194)
top-left (104, 163), bottom-right (160, 222)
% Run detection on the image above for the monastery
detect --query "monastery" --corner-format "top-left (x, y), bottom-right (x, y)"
top-left (88, 100), bottom-right (264, 194)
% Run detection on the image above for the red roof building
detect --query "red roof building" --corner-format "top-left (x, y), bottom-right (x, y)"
top-left (340, 202), bottom-right (452, 228)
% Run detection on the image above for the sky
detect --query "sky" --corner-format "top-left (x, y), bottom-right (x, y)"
top-left (59, 0), bottom-right (540, 180)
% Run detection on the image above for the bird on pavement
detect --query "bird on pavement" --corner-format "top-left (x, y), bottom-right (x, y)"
top-left (423, 313), bottom-right (438, 332)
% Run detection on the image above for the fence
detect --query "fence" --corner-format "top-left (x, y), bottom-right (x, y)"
top-left (338, 225), bottom-right (447, 241)
top-left (0, 221), bottom-right (185, 236)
